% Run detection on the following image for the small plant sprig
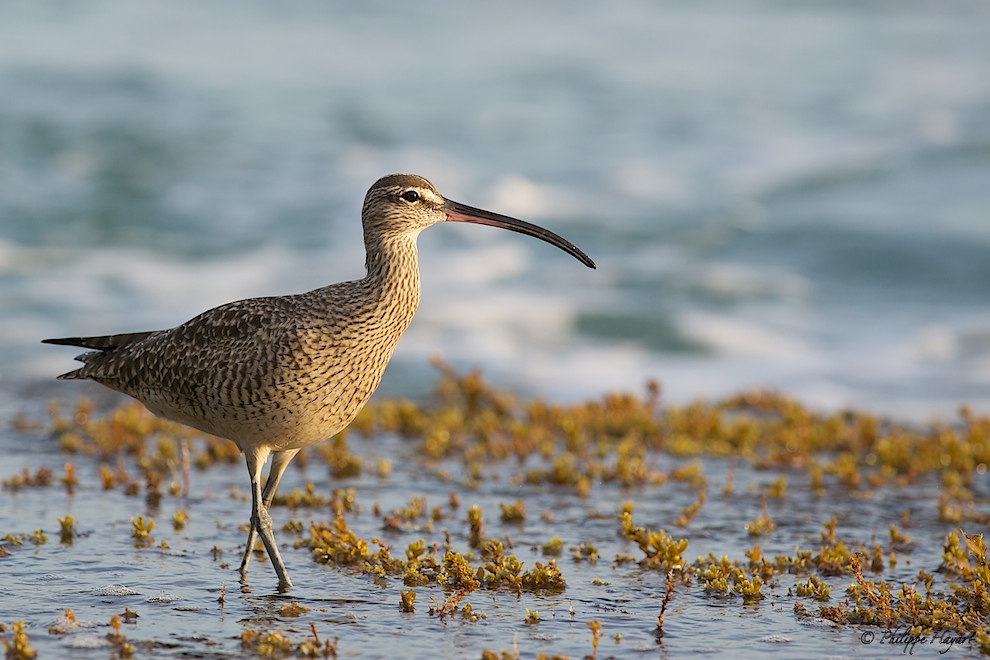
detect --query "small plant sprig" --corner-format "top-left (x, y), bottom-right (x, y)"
top-left (675, 490), bottom-right (706, 527)
top-left (1, 620), bottom-right (37, 659)
top-left (745, 496), bottom-right (775, 537)
top-left (619, 511), bottom-right (688, 570)
top-left (399, 590), bottom-right (416, 613)
top-left (130, 516), bottom-right (155, 548)
top-left (657, 570), bottom-right (675, 638)
top-left (587, 619), bottom-right (602, 658)
top-left (57, 516), bottom-right (75, 544)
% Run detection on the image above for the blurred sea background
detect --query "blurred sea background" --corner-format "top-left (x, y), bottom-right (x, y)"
top-left (2, 0), bottom-right (990, 420)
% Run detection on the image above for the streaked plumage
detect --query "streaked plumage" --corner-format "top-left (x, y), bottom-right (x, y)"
top-left (44, 173), bottom-right (594, 590)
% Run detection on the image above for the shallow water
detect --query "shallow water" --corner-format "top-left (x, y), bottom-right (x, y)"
top-left (1, 380), bottom-right (987, 658)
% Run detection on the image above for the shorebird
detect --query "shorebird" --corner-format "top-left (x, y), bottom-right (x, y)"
top-left (43, 173), bottom-right (595, 591)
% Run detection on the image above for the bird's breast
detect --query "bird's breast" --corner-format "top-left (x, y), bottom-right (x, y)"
top-left (233, 313), bottom-right (411, 450)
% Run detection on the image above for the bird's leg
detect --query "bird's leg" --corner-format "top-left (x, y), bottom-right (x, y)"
top-left (262, 449), bottom-right (301, 507)
top-left (239, 449), bottom-right (300, 575)
top-left (238, 449), bottom-right (266, 577)
top-left (239, 448), bottom-right (292, 591)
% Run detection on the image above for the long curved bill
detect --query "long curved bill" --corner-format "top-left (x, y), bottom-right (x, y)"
top-left (443, 198), bottom-right (596, 269)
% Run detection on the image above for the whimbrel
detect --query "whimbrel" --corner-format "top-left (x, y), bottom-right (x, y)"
top-left (43, 174), bottom-right (594, 590)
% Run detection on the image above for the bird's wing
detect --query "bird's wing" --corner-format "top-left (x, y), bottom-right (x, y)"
top-left (44, 297), bottom-right (302, 394)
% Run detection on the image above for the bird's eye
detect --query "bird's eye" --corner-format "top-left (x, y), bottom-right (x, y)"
top-left (401, 190), bottom-right (420, 203)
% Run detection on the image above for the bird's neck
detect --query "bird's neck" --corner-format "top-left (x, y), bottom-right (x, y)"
top-left (362, 233), bottom-right (422, 323)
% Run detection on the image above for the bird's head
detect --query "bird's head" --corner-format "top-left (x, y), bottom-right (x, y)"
top-left (362, 174), bottom-right (447, 239)
top-left (362, 173), bottom-right (596, 269)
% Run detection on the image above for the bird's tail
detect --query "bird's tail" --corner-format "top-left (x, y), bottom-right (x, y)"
top-left (43, 331), bottom-right (158, 379)
top-left (42, 331), bottom-right (156, 351)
